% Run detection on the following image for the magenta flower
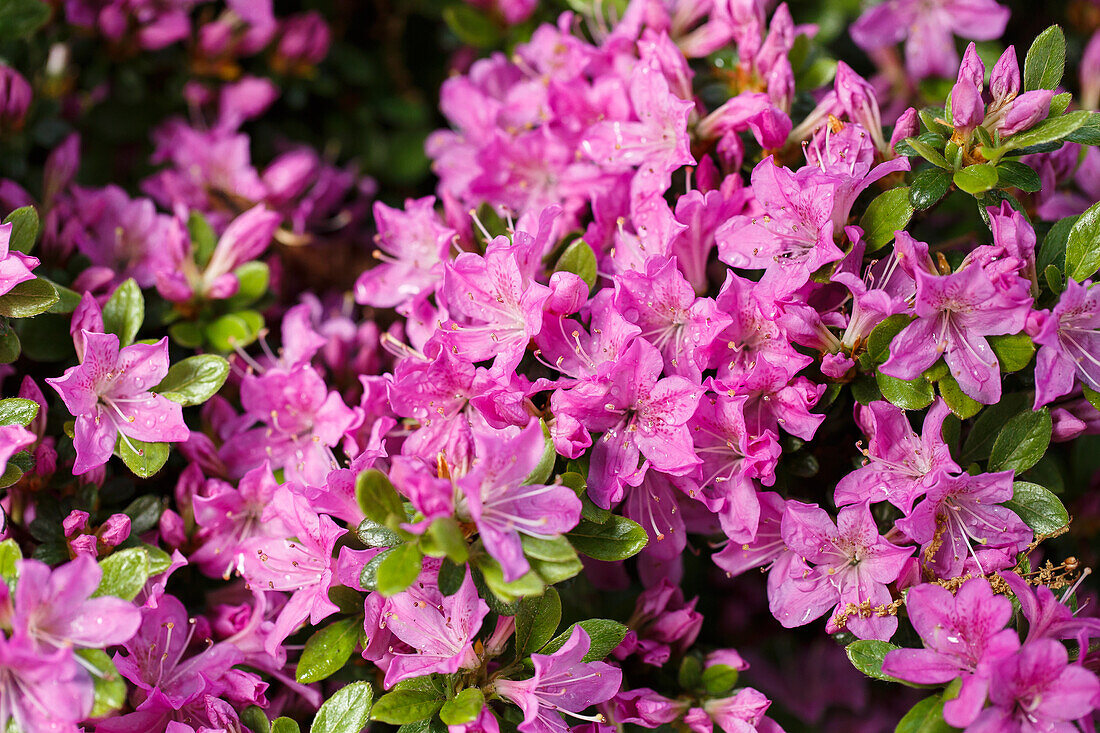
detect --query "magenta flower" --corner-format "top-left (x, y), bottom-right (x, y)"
top-left (1030, 278), bottom-right (1100, 408)
top-left (882, 578), bottom-right (1021, 727)
top-left (495, 626), bottom-right (623, 733)
top-left (775, 500), bottom-right (912, 639)
top-left (896, 471), bottom-right (1030, 578)
top-left (381, 564), bottom-right (490, 688)
top-left (11, 555), bottom-right (141, 653)
top-left (700, 688), bottom-right (774, 733)
top-left (47, 331), bottom-right (190, 475)
top-left (834, 399), bottom-right (959, 513)
top-left (551, 338), bottom-right (703, 508)
top-left (0, 221), bottom-right (37, 297)
top-left (1000, 571), bottom-right (1100, 645)
top-left (968, 639), bottom-right (1100, 732)
top-left (238, 485), bottom-right (344, 655)
top-left (354, 196), bottom-right (455, 309)
top-left (850, 0), bottom-right (1009, 80)
top-left (0, 634), bottom-right (92, 733)
top-left (880, 249), bottom-right (1032, 404)
top-left (0, 424), bottom-right (33, 478)
top-left (460, 421), bottom-right (582, 582)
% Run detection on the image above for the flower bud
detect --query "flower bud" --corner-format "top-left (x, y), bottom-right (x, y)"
top-left (276, 12), bottom-right (331, 71)
top-left (62, 510), bottom-right (90, 538)
top-left (989, 46), bottom-right (1020, 105)
top-left (98, 513), bottom-right (132, 547)
top-left (0, 65), bottom-right (31, 130)
top-left (999, 89), bottom-right (1054, 137)
top-left (889, 107), bottom-right (918, 155)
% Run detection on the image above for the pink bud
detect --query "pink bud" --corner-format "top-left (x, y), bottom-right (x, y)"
top-left (69, 534), bottom-right (98, 558)
top-left (889, 107), bottom-right (919, 154)
top-left (62, 510), bottom-right (90, 538)
top-left (158, 509), bottom-right (186, 549)
top-left (990, 46), bottom-right (1021, 104)
top-left (98, 513), bottom-right (132, 546)
top-left (999, 89), bottom-right (1055, 137)
top-left (0, 65), bottom-right (31, 129)
top-left (957, 43), bottom-right (985, 93)
top-left (950, 79), bottom-right (985, 133)
top-left (547, 270), bottom-right (589, 314)
top-left (276, 12), bottom-right (332, 69)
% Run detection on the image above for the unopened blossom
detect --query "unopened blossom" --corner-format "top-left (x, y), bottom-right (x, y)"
top-left (381, 564), bottom-right (490, 687)
top-left (850, 0), bottom-right (1009, 80)
top-left (834, 399), bottom-right (958, 513)
top-left (460, 420), bottom-right (582, 582)
top-left (776, 500), bottom-right (912, 640)
top-left (896, 471), bottom-right (1030, 578)
top-left (882, 578), bottom-right (1020, 727)
top-left (608, 688), bottom-right (686, 728)
top-left (615, 579), bottom-right (703, 667)
top-left (0, 64), bottom-right (31, 130)
top-left (47, 332), bottom-right (190, 475)
top-left (1030, 278), bottom-right (1100, 407)
top-left (495, 626), bottom-right (622, 733)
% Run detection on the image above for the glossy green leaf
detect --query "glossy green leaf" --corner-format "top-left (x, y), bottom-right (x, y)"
top-left (859, 187), bottom-right (913, 252)
top-left (0, 278), bottom-right (59, 319)
top-left (376, 542), bottom-right (423, 596)
top-left (953, 164), bottom-right (998, 195)
top-left (1023, 25), bottom-right (1066, 91)
top-left (356, 469), bottom-right (405, 525)
top-left (555, 239), bottom-right (598, 291)
top-left (515, 586), bottom-right (562, 655)
top-left (102, 279), bottom-right (144, 347)
top-left (566, 516), bottom-right (648, 561)
top-left (1065, 199), bottom-right (1100, 282)
top-left (118, 437), bottom-right (170, 478)
top-left (895, 694), bottom-right (958, 733)
top-left (1004, 481), bottom-right (1069, 535)
top-left (988, 333), bottom-right (1035, 372)
top-left (541, 619), bottom-right (627, 662)
top-left (846, 640), bottom-right (902, 682)
top-left (0, 397), bottom-right (37, 427)
top-left (297, 617), bottom-right (361, 684)
top-left (909, 166), bottom-right (952, 210)
top-left (3, 206), bottom-right (39, 254)
top-left (439, 688), bottom-right (485, 726)
top-left (155, 355), bottom-right (230, 406)
top-left (311, 681), bottom-right (373, 733)
top-left (988, 407), bottom-right (1052, 473)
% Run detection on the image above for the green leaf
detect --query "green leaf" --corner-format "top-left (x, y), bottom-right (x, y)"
top-left (701, 664), bottom-right (740, 696)
top-left (372, 686), bottom-right (446, 725)
top-left (297, 617), bottom-right (361, 684)
top-left (118, 438), bottom-right (171, 478)
top-left (541, 619), bottom-right (628, 662)
top-left (961, 393), bottom-right (1032, 463)
top-left (566, 516), bottom-right (648, 561)
top-left (919, 107), bottom-right (950, 136)
top-left (94, 548), bottom-right (153, 601)
top-left (46, 280), bottom-right (82, 314)
top-left (357, 517), bottom-right (403, 548)
top-left (376, 542), bottom-right (423, 596)
top-left (895, 695), bottom-right (958, 733)
top-left (876, 372), bottom-right (934, 410)
top-left (0, 538), bottom-right (21, 591)
top-left (102, 279), bottom-right (144, 347)
top-left (1004, 481), bottom-right (1069, 535)
top-left (0, 278), bottom-right (59, 318)
top-left (78, 649), bottom-right (127, 718)
top-left (1039, 214), bottom-right (1077, 273)
top-left (154, 355), bottom-right (230, 406)
top-left (863, 314), bottom-right (912, 366)
top-left (442, 4), bottom-right (500, 47)
top-left (515, 586), bottom-right (562, 655)
top-left (205, 311), bottom-right (263, 352)
top-left (1004, 110), bottom-right (1090, 152)
top-left (988, 408), bottom-right (1052, 473)
top-left (359, 549), bottom-right (389, 592)
top-left (988, 333), bottom-right (1035, 373)
top-left (909, 166), bottom-right (952, 210)
top-left (439, 688), bottom-right (485, 726)
top-left (0, 398), bottom-right (37, 427)
top-left (272, 718), bottom-right (301, 733)
top-left (1067, 113), bottom-right (1100, 145)
top-left (678, 656), bottom-right (703, 689)
top-left (938, 375), bottom-right (982, 419)
top-left (902, 137), bottom-right (950, 168)
top-left (846, 640), bottom-right (902, 682)
top-left (311, 681), bottom-right (373, 733)
top-left (422, 516), bottom-right (469, 563)
top-left (1023, 25), bottom-right (1066, 91)
top-left (995, 161), bottom-right (1041, 193)
top-left (0, 325), bottom-right (19, 364)
top-left (188, 211), bottom-right (218, 268)
top-left (953, 164), bottom-right (998, 195)
top-left (523, 420), bottom-right (556, 486)
top-left (1065, 199), bottom-right (1100, 282)
top-left (438, 559), bottom-right (466, 596)
top-left (231, 261), bottom-right (270, 305)
top-left (3, 207), bottom-right (39, 254)
top-left (241, 707), bottom-right (272, 733)
top-left (0, 0), bottom-right (50, 41)
top-left (356, 469), bottom-right (405, 525)
top-left (1085, 385), bottom-right (1100, 412)
top-left (472, 552), bottom-right (544, 605)
top-left (555, 239), bottom-right (598, 291)
top-left (859, 188), bottom-right (914, 252)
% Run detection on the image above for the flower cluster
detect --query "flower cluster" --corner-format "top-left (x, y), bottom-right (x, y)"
top-left (2, 0), bottom-right (1100, 731)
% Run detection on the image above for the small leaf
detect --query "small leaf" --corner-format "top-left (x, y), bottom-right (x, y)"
top-left (1038, 214), bottom-right (1077, 273)
top-left (1023, 25), bottom-right (1066, 92)
top-left (678, 656), bottom-right (703, 689)
top-left (863, 314), bottom-right (912, 366)
top-left (297, 617), bottom-right (361, 684)
top-left (376, 542), bottom-right (423, 596)
top-left (1004, 481), bottom-right (1069, 535)
top-left (0, 398), bottom-right (38, 427)
top-left (1065, 199), bottom-right (1100, 282)
top-left (566, 516), bottom-right (648, 561)
top-left (541, 619), bottom-right (627, 662)
top-left (118, 438), bottom-right (171, 478)
top-left (356, 469), bottom-right (406, 525)
top-left (989, 408), bottom-right (1052, 473)
top-left (439, 688), bottom-right (485, 726)
top-left (1066, 113), bottom-right (1100, 145)
top-left (188, 211), bottom-right (218, 268)
top-left (701, 664), bottom-right (741, 696)
top-left (859, 188), bottom-right (914, 252)
top-left (555, 239), bottom-right (598, 291)
top-left (953, 164), bottom-right (998, 195)
top-left (102, 279), bottom-right (144, 347)
top-left (241, 707), bottom-right (272, 733)
top-left (472, 552), bottom-right (544, 605)
top-left (0, 538), bottom-right (21, 591)
top-left (0, 278), bottom-right (59, 319)
top-left (876, 372), bottom-right (934, 410)
top-left (357, 517), bottom-right (403, 548)
top-left (522, 420), bottom-right (557, 486)
top-left (154, 355), bottom-right (230, 406)
top-left (846, 640), bottom-right (902, 682)
top-left (895, 695), bottom-right (957, 733)
top-left (205, 311), bottom-right (263, 352)
top-left (422, 516), bottom-right (469, 563)
top-left (960, 394), bottom-right (1032, 463)
top-left (909, 166), bottom-right (952, 210)
top-left (438, 559), bottom-right (466, 596)
top-left (442, 4), bottom-right (500, 47)
top-left (1004, 110), bottom-right (1090, 152)
top-left (311, 681), bottom-right (373, 733)
top-left (94, 548), bottom-right (153, 601)
top-left (0, 0), bottom-right (50, 41)
top-left (902, 137), bottom-right (950, 168)
top-left (0, 325), bottom-right (19, 364)
top-left (988, 333), bottom-right (1035, 373)
top-left (3, 207), bottom-right (39, 254)
top-left (371, 687), bottom-right (446, 725)
top-left (995, 161), bottom-right (1041, 193)
top-left (272, 718), bottom-right (301, 733)
top-left (938, 375), bottom-right (982, 419)
top-left (515, 586), bottom-right (562, 655)
top-left (78, 649), bottom-right (127, 718)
